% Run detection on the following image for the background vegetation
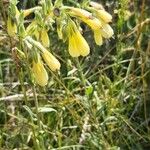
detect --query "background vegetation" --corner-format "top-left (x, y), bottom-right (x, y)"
top-left (0, 0), bottom-right (150, 149)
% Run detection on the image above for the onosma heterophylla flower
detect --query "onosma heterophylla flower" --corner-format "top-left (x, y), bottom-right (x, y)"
top-left (7, 0), bottom-right (114, 86)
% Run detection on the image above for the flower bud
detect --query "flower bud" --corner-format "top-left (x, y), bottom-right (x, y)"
top-left (42, 50), bottom-right (61, 71)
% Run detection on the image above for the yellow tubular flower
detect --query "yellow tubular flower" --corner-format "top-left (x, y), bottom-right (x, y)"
top-left (7, 17), bottom-right (17, 37)
top-left (41, 30), bottom-right (50, 47)
top-left (100, 21), bottom-right (114, 38)
top-left (69, 7), bottom-right (102, 30)
top-left (69, 7), bottom-right (92, 19)
top-left (69, 7), bottom-right (101, 30)
top-left (69, 35), bottom-right (80, 57)
top-left (93, 29), bottom-right (103, 46)
top-left (96, 9), bottom-right (112, 23)
top-left (32, 56), bottom-right (48, 86)
top-left (81, 17), bottom-right (102, 30)
top-left (42, 50), bottom-right (61, 71)
top-left (69, 30), bottom-right (90, 57)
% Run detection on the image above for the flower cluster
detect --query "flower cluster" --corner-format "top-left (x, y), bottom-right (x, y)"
top-left (26, 36), bottom-right (60, 86)
top-left (32, 50), bottom-right (60, 86)
top-left (7, 0), bottom-right (113, 86)
top-left (66, 2), bottom-right (114, 51)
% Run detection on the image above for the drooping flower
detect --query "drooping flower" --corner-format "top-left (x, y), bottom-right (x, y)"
top-left (68, 7), bottom-right (102, 30)
top-left (67, 7), bottom-right (103, 45)
top-left (69, 31), bottom-right (90, 57)
top-left (68, 21), bottom-right (90, 57)
top-left (100, 21), bottom-right (114, 39)
top-left (32, 55), bottom-right (48, 86)
top-left (69, 7), bottom-right (92, 19)
top-left (95, 9), bottom-right (112, 23)
top-left (92, 20), bottom-right (113, 45)
top-left (42, 49), bottom-right (60, 71)
top-left (89, 3), bottom-right (114, 45)
top-left (90, 1), bottom-right (112, 23)
top-left (81, 17), bottom-right (102, 30)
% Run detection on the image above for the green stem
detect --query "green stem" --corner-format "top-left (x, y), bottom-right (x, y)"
top-left (19, 69), bottom-right (28, 105)
top-left (32, 85), bottom-right (46, 150)
top-left (31, 126), bottom-right (41, 150)
top-left (32, 85), bottom-right (41, 129)
top-left (75, 58), bottom-right (86, 88)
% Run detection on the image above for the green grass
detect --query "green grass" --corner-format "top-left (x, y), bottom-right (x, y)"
top-left (0, 0), bottom-right (150, 149)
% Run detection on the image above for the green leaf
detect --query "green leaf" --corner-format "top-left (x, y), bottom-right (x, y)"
top-left (38, 107), bottom-right (57, 113)
top-left (23, 105), bottom-right (36, 121)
